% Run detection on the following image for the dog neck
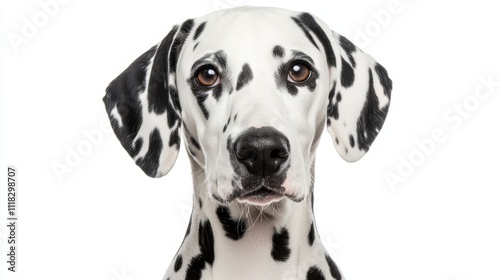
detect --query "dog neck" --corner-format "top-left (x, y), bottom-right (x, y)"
top-left (166, 157), bottom-right (335, 280)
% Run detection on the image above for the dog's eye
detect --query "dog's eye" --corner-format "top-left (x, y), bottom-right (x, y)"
top-left (196, 66), bottom-right (220, 87)
top-left (288, 62), bottom-right (311, 83)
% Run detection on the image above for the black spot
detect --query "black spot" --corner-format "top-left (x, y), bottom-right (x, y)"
top-left (189, 50), bottom-right (226, 72)
top-left (148, 28), bottom-right (179, 115)
top-left (340, 58), bottom-right (355, 88)
top-left (135, 128), bottom-right (162, 177)
top-left (190, 86), bottom-right (210, 119)
top-left (212, 194), bottom-right (225, 204)
top-left (169, 126), bottom-right (180, 149)
top-left (199, 220), bottom-right (214, 265)
top-left (286, 83), bottom-right (298, 96)
top-left (212, 84), bottom-right (223, 101)
top-left (374, 63), bottom-right (393, 98)
top-left (199, 198), bottom-right (203, 209)
top-left (335, 137), bottom-right (339, 144)
top-left (339, 35), bottom-right (357, 67)
top-left (236, 63), bottom-right (253, 91)
top-left (193, 22), bottom-right (206, 41)
top-left (308, 223), bottom-right (315, 246)
top-left (297, 13), bottom-right (336, 67)
top-left (332, 92), bottom-right (342, 121)
top-left (190, 53), bottom-right (212, 71)
top-left (349, 135), bottom-right (355, 148)
top-left (167, 86), bottom-right (181, 129)
top-left (307, 79), bottom-right (317, 92)
top-left (233, 114), bottom-right (238, 122)
top-left (291, 17), bottom-right (319, 50)
top-left (307, 266), bottom-right (326, 280)
top-left (190, 137), bottom-right (201, 150)
top-left (223, 116), bottom-right (231, 133)
top-left (185, 220), bottom-right (214, 280)
top-left (273, 45), bottom-right (285, 58)
top-left (271, 227), bottom-right (291, 262)
top-left (311, 192), bottom-right (315, 212)
top-left (130, 137), bottom-right (143, 158)
top-left (327, 86), bottom-right (335, 104)
top-left (185, 255), bottom-right (205, 280)
top-left (326, 83), bottom-right (339, 121)
top-left (174, 255), bottom-right (183, 272)
top-left (214, 50), bottom-right (227, 69)
top-left (216, 206), bottom-right (246, 240)
top-left (356, 69), bottom-right (390, 152)
top-left (325, 254), bottom-right (342, 280)
top-left (169, 19), bottom-right (194, 72)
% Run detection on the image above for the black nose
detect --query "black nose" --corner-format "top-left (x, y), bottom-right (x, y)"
top-left (233, 127), bottom-right (290, 177)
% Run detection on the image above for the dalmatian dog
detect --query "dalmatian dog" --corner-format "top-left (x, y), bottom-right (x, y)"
top-left (103, 6), bottom-right (391, 280)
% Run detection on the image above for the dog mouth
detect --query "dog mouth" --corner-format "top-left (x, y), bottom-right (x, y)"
top-left (212, 173), bottom-right (304, 206)
top-left (236, 186), bottom-right (285, 206)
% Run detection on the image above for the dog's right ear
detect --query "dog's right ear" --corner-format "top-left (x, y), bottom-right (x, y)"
top-left (103, 20), bottom-right (194, 178)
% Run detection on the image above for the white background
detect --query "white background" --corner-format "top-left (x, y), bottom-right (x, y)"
top-left (1, 0), bottom-right (499, 280)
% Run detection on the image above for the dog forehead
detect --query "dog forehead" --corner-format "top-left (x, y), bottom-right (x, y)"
top-left (190, 7), bottom-right (318, 60)
top-left (199, 6), bottom-right (297, 31)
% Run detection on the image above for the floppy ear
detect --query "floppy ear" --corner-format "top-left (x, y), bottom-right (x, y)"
top-left (292, 13), bottom-right (392, 162)
top-left (103, 20), bottom-right (194, 177)
top-left (326, 30), bottom-right (392, 161)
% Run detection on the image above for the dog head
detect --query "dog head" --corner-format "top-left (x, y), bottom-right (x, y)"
top-left (103, 7), bottom-right (392, 206)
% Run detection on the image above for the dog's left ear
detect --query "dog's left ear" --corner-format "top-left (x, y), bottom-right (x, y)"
top-left (327, 30), bottom-right (392, 162)
top-left (293, 13), bottom-right (392, 162)
top-left (103, 20), bottom-right (194, 177)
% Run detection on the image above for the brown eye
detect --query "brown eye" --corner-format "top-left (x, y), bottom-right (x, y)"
top-left (196, 66), bottom-right (220, 87)
top-left (288, 62), bottom-right (311, 83)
